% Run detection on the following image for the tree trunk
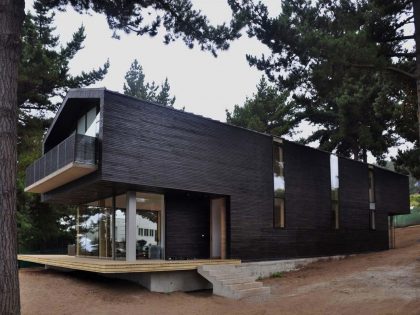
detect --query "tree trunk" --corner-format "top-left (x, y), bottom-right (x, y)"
top-left (413, 0), bottom-right (420, 145)
top-left (0, 0), bottom-right (25, 314)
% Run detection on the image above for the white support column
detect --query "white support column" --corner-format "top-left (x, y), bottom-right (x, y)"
top-left (126, 191), bottom-right (137, 261)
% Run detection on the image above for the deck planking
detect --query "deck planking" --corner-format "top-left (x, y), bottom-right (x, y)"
top-left (18, 255), bottom-right (241, 273)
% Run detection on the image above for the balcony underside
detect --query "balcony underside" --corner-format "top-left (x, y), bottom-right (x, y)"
top-left (24, 162), bottom-right (97, 193)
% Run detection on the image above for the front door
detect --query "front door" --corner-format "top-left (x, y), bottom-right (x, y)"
top-left (210, 198), bottom-right (227, 259)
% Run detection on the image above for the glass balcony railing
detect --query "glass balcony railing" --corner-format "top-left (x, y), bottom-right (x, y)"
top-left (25, 133), bottom-right (97, 191)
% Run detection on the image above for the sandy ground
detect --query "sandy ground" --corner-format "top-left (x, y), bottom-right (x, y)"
top-left (20, 226), bottom-right (420, 315)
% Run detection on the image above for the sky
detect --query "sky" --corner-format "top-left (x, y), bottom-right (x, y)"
top-left (25, 0), bottom-right (413, 162)
top-left (26, 0), bottom-right (282, 123)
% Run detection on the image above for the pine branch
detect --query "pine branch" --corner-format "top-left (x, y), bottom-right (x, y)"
top-left (393, 15), bottom-right (414, 30)
top-left (345, 63), bottom-right (416, 80)
top-left (380, 35), bottom-right (415, 42)
top-left (388, 52), bottom-right (416, 58)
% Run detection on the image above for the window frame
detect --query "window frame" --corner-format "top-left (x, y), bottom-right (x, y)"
top-left (273, 139), bottom-right (286, 229)
top-left (330, 154), bottom-right (340, 230)
top-left (368, 167), bottom-right (376, 230)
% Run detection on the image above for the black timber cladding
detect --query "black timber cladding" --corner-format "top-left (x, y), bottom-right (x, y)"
top-left (40, 89), bottom-right (410, 260)
top-left (375, 167), bottom-right (410, 215)
top-left (165, 192), bottom-right (211, 259)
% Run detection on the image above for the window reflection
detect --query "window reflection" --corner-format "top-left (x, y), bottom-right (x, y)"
top-left (77, 194), bottom-right (126, 259)
top-left (330, 155), bottom-right (339, 229)
top-left (273, 143), bottom-right (285, 228)
top-left (76, 192), bottom-right (164, 260)
top-left (114, 194), bottom-right (126, 259)
top-left (77, 205), bottom-right (100, 257)
top-left (136, 192), bottom-right (163, 259)
top-left (77, 106), bottom-right (100, 138)
top-left (369, 168), bottom-right (376, 230)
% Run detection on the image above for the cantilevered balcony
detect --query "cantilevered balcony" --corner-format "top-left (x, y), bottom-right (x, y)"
top-left (25, 133), bottom-right (98, 193)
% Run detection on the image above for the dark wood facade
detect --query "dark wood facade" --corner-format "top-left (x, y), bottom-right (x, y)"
top-left (33, 88), bottom-right (410, 261)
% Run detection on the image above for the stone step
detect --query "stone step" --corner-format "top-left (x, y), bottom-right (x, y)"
top-left (235, 286), bottom-right (271, 299)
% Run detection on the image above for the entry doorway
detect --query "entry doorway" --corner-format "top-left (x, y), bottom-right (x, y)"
top-left (210, 198), bottom-right (227, 259)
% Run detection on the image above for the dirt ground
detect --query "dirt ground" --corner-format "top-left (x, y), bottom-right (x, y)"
top-left (20, 226), bottom-right (420, 315)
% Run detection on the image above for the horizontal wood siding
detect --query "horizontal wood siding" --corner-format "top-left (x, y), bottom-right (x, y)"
top-left (339, 158), bottom-right (370, 229)
top-left (375, 167), bottom-right (410, 215)
top-left (42, 89), bottom-right (409, 260)
top-left (283, 141), bottom-right (332, 229)
top-left (101, 92), bottom-right (273, 260)
top-left (165, 193), bottom-right (210, 259)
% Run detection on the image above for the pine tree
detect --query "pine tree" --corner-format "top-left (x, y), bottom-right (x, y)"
top-left (226, 77), bottom-right (299, 136)
top-left (19, 1), bottom-right (109, 117)
top-left (123, 59), bottom-right (176, 107)
top-left (156, 78), bottom-right (176, 107)
top-left (231, 0), bottom-right (415, 166)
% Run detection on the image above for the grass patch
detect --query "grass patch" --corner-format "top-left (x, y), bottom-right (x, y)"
top-left (270, 272), bottom-right (283, 279)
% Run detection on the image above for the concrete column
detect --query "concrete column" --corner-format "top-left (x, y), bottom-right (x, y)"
top-left (126, 191), bottom-right (137, 261)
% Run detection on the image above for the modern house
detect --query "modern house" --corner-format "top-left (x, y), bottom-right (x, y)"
top-left (20, 88), bottom-right (410, 296)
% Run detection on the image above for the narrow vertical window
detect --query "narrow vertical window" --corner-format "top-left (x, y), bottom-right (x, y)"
top-left (369, 168), bottom-right (376, 230)
top-left (330, 155), bottom-right (339, 229)
top-left (273, 142), bottom-right (285, 228)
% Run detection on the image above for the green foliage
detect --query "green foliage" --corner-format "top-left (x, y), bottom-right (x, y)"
top-left (123, 59), bottom-right (176, 107)
top-left (19, 1), bottom-right (109, 116)
top-left (231, 0), bottom-right (417, 168)
top-left (17, 117), bottom-right (76, 253)
top-left (226, 77), bottom-right (299, 136)
top-left (270, 272), bottom-right (283, 279)
top-left (40, 0), bottom-right (245, 56)
top-left (410, 194), bottom-right (420, 208)
top-left (16, 2), bottom-right (108, 253)
top-left (393, 148), bottom-right (420, 179)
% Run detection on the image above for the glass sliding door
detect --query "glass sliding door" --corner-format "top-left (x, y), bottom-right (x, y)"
top-left (77, 197), bottom-right (113, 258)
top-left (77, 205), bottom-right (100, 257)
top-left (135, 192), bottom-right (164, 259)
top-left (114, 194), bottom-right (127, 260)
top-left (76, 192), bottom-right (164, 260)
top-left (77, 195), bottom-right (126, 259)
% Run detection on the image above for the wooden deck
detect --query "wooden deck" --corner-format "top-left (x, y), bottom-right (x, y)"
top-left (18, 255), bottom-right (241, 273)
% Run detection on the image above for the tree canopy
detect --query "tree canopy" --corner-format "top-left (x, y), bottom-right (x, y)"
top-left (19, 1), bottom-right (109, 119)
top-left (226, 76), bottom-right (299, 137)
top-left (2, 0), bottom-right (243, 313)
top-left (16, 1), bottom-right (109, 255)
top-left (41, 0), bottom-right (246, 56)
top-left (230, 0), bottom-right (419, 170)
top-left (123, 59), bottom-right (176, 107)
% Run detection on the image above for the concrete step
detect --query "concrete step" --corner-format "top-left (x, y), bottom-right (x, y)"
top-left (218, 276), bottom-right (256, 285)
top-left (226, 281), bottom-right (263, 291)
top-left (198, 264), bottom-right (270, 300)
top-left (210, 271), bottom-right (250, 279)
top-left (201, 265), bottom-right (237, 272)
top-left (236, 286), bottom-right (271, 299)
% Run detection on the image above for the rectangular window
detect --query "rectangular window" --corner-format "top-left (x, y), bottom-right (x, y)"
top-left (76, 106), bottom-right (100, 137)
top-left (369, 168), bottom-right (376, 230)
top-left (274, 198), bottom-right (285, 228)
top-left (330, 155), bottom-right (339, 229)
top-left (273, 141), bottom-right (285, 228)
